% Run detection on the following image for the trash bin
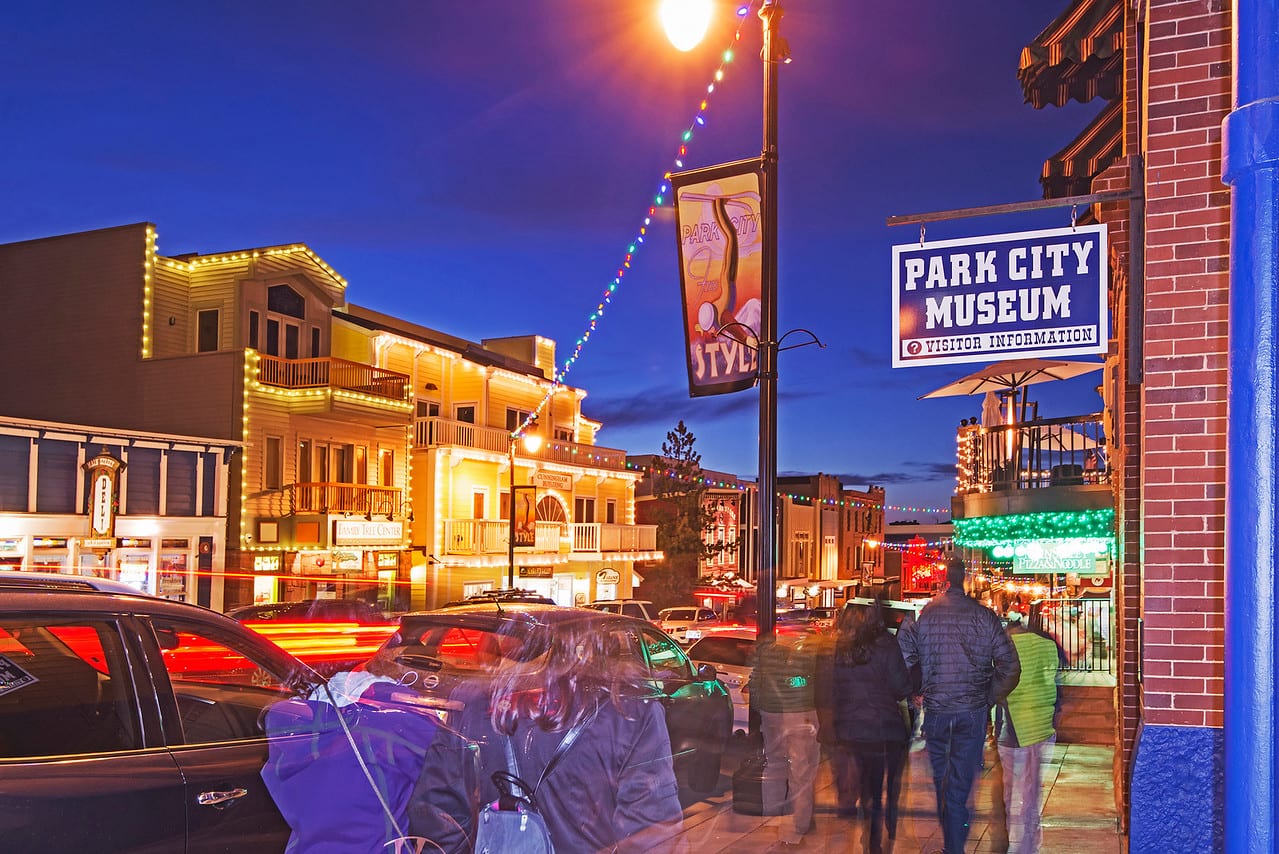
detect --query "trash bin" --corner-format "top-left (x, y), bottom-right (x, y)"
top-left (732, 751), bottom-right (791, 816)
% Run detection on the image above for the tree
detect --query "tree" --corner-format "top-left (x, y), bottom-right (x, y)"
top-left (639, 421), bottom-right (716, 609)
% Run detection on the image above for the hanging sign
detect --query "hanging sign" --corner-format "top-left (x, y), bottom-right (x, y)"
top-left (670, 158), bottom-right (765, 397)
top-left (892, 224), bottom-right (1108, 368)
top-left (83, 452), bottom-right (125, 541)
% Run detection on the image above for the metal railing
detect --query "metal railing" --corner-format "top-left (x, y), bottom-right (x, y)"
top-left (1028, 596), bottom-right (1112, 672)
top-left (257, 355), bottom-right (410, 402)
top-left (956, 413), bottom-right (1110, 493)
top-left (414, 416), bottom-right (628, 470)
top-left (442, 520), bottom-right (657, 555)
top-left (285, 482), bottom-right (403, 515)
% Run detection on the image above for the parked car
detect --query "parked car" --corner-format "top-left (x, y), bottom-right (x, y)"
top-left (842, 596), bottom-right (926, 635)
top-left (585, 599), bottom-right (659, 623)
top-left (438, 588), bottom-right (556, 608)
top-left (226, 598), bottom-right (390, 624)
top-left (0, 571), bottom-right (320, 852)
top-left (657, 606), bottom-right (723, 645)
top-left (685, 627), bottom-right (756, 734)
top-left (364, 604), bottom-right (733, 791)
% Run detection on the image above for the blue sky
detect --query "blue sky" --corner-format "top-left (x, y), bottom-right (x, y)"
top-left (0, 0), bottom-right (1104, 520)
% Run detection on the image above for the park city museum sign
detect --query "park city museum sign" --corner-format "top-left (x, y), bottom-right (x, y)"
top-left (892, 224), bottom-right (1108, 368)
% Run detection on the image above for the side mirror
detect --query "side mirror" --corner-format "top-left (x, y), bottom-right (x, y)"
top-left (696, 662), bottom-right (718, 682)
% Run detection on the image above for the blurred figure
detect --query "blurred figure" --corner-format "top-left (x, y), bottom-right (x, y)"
top-left (749, 631), bottom-right (820, 849)
top-left (898, 558), bottom-right (1020, 854)
top-left (813, 614), bottom-right (859, 819)
top-left (998, 611), bottom-right (1061, 853)
top-left (408, 621), bottom-right (687, 853)
top-left (832, 599), bottom-right (912, 854)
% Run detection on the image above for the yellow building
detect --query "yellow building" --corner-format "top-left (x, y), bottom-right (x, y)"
top-left (0, 222), bottom-right (657, 611)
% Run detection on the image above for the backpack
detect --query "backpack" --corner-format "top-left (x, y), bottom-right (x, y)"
top-left (473, 709), bottom-right (595, 854)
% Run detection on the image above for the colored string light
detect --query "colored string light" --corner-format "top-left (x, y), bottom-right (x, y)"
top-left (512, 3), bottom-right (759, 440)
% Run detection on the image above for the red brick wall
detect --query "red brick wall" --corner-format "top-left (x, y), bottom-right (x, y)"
top-left (1139, 0), bottom-right (1231, 729)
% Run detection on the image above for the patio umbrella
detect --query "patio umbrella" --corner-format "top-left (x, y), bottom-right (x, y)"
top-left (1034, 423), bottom-right (1098, 452)
top-left (918, 357), bottom-right (1103, 421)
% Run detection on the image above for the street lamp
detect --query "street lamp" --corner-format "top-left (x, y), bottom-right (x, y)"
top-left (508, 428), bottom-right (543, 589)
top-left (665, 0), bottom-right (789, 638)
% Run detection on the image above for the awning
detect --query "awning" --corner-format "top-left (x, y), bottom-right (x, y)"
top-left (1040, 99), bottom-right (1123, 199)
top-left (1018, 0), bottom-right (1123, 109)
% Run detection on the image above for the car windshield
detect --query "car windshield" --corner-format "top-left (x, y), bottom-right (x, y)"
top-left (687, 635), bottom-right (753, 668)
top-left (380, 616), bottom-right (542, 673)
top-left (661, 609), bottom-right (695, 621)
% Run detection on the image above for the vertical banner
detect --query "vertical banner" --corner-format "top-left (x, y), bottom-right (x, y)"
top-left (513, 486), bottom-right (537, 547)
top-left (671, 158), bottom-right (765, 397)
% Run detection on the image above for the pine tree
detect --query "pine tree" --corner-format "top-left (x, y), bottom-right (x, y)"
top-left (640, 421), bottom-right (715, 609)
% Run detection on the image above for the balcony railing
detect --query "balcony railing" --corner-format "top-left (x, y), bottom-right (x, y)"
top-left (1029, 597), bottom-right (1113, 673)
top-left (285, 482), bottom-right (404, 515)
top-left (415, 417), bottom-right (628, 470)
top-left (257, 355), bottom-right (410, 402)
top-left (442, 520), bottom-right (658, 555)
top-left (956, 413), bottom-right (1110, 494)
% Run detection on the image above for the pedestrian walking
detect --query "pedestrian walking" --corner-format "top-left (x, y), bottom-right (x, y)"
top-left (998, 610), bottom-right (1061, 853)
top-left (814, 608), bottom-right (860, 820)
top-left (831, 598), bottom-right (913, 854)
top-left (897, 558), bottom-right (1021, 854)
top-left (407, 619), bottom-right (687, 853)
top-left (748, 631), bottom-right (820, 850)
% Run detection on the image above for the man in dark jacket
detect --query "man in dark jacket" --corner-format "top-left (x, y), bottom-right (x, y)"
top-left (897, 558), bottom-right (1021, 854)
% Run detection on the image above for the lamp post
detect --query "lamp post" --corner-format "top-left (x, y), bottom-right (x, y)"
top-left (664, 0), bottom-right (789, 638)
top-left (508, 429), bottom-right (543, 590)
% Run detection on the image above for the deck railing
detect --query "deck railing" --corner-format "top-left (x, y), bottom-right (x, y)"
top-left (285, 482), bottom-right (404, 515)
top-left (956, 413), bottom-right (1110, 493)
top-left (257, 355), bottom-right (410, 402)
top-left (442, 520), bottom-right (657, 555)
top-left (415, 416), bottom-right (628, 470)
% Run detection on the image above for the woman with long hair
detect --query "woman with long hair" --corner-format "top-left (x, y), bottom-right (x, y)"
top-left (408, 614), bottom-right (687, 853)
top-left (832, 598), bottom-right (913, 854)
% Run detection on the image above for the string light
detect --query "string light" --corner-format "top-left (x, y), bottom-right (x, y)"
top-left (953, 509), bottom-right (1115, 549)
top-left (510, 3), bottom-right (760, 440)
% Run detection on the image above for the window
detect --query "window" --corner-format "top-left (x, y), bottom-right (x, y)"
top-left (284, 324), bottom-right (300, 360)
top-left (0, 618), bottom-right (140, 758)
top-left (355, 446), bottom-right (368, 485)
top-left (333, 444), bottom-right (353, 483)
top-left (310, 327), bottom-right (321, 357)
top-left (167, 451), bottom-right (198, 515)
top-left (200, 452), bottom-right (217, 516)
top-left (297, 440), bottom-right (312, 483)
top-left (0, 435), bottom-right (30, 513)
top-left (35, 439), bottom-right (78, 514)
top-left (641, 628), bottom-right (694, 680)
top-left (264, 437), bottom-right (283, 490)
top-left (505, 408), bottom-right (535, 433)
top-left (416, 401), bottom-right (440, 419)
top-left (197, 309), bottom-right (219, 353)
top-left (126, 447), bottom-right (162, 515)
top-left (267, 285), bottom-right (306, 320)
top-left (536, 496), bottom-right (566, 523)
top-left (454, 405), bottom-right (476, 424)
top-left (248, 310), bottom-right (260, 349)
top-left (605, 499), bottom-right (617, 525)
top-left (150, 618), bottom-right (300, 745)
top-left (266, 319), bottom-right (280, 356)
top-left (574, 497), bottom-right (595, 523)
top-left (554, 427), bottom-right (573, 442)
top-left (472, 490), bottom-right (486, 519)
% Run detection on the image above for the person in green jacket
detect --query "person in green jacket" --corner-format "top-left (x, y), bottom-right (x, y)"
top-left (748, 631), bottom-right (819, 849)
top-left (997, 611), bottom-right (1061, 853)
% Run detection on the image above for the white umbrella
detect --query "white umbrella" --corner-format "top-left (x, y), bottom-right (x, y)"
top-left (919, 357), bottom-right (1103, 399)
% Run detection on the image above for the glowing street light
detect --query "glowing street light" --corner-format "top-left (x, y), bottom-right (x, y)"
top-left (659, 0), bottom-right (713, 52)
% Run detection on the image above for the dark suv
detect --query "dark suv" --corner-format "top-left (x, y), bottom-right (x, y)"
top-left (226, 598), bottom-right (390, 624)
top-left (0, 573), bottom-right (317, 852)
top-left (366, 604), bottom-right (733, 791)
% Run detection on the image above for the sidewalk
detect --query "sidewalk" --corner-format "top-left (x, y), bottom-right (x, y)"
top-left (679, 739), bottom-right (1124, 853)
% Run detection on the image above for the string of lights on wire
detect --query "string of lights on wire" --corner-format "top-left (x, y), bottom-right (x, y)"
top-left (511, 3), bottom-right (758, 439)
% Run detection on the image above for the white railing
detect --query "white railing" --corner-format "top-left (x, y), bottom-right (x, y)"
top-left (442, 520), bottom-right (655, 555)
top-left (414, 417), bottom-right (628, 470)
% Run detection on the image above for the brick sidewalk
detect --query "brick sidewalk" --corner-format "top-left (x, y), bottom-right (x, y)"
top-left (679, 739), bottom-right (1124, 853)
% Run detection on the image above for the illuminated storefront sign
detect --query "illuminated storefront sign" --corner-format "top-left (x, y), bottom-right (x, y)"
top-left (83, 452), bottom-right (125, 539)
top-left (333, 520), bottom-right (403, 544)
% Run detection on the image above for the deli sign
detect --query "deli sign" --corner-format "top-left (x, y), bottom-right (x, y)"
top-left (892, 224), bottom-right (1108, 368)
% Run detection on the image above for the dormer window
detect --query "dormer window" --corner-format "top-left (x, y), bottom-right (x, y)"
top-left (267, 285), bottom-right (305, 320)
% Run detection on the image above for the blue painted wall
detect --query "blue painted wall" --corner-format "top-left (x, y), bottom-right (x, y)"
top-left (1130, 724), bottom-right (1224, 853)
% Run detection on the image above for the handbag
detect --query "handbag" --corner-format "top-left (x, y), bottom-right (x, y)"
top-left (474, 707), bottom-right (596, 854)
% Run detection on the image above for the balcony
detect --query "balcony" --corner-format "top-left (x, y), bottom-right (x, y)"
top-left (442, 520), bottom-right (658, 556)
top-left (284, 482), bottom-right (404, 516)
top-left (954, 413), bottom-right (1111, 519)
top-left (257, 355), bottom-right (409, 402)
top-left (414, 416), bottom-right (628, 471)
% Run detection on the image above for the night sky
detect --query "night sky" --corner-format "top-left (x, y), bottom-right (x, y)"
top-left (1, 0), bottom-right (1105, 520)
